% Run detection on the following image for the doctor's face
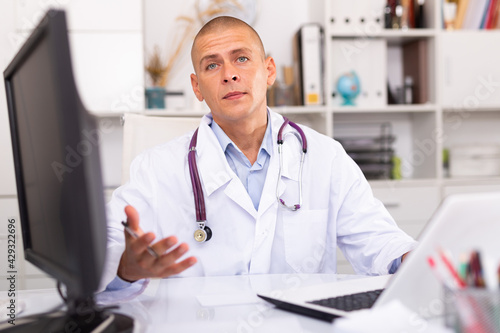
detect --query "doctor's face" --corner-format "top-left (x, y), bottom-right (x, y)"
top-left (190, 25), bottom-right (276, 126)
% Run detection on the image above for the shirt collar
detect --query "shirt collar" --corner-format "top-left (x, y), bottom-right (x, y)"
top-left (210, 112), bottom-right (273, 159)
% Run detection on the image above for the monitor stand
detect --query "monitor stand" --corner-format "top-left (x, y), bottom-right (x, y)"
top-left (2, 297), bottom-right (134, 333)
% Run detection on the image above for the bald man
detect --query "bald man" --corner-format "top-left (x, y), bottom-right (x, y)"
top-left (102, 16), bottom-right (416, 291)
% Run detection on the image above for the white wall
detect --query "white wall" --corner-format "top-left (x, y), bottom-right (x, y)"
top-left (143, 0), bottom-right (323, 109)
top-left (0, 0), bottom-right (143, 290)
top-left (11, 0), bottom-right (145, 114)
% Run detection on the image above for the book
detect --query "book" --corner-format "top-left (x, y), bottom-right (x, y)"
top-left (484, 0), bottom-right (500, 28)
top-left (491, 0), bottom-right (500, 28)
top-left (454, 0), bottom-right (470, 29)
top-left (462, 0), bottom-right (489, 29)
top-left (480, 0), bottom-right (492, 28)
top-left (415, 0), bottom-right (425, 28)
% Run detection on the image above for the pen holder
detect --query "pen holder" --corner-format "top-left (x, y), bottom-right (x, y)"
top-left (443, 286), bottom-right (500, 333)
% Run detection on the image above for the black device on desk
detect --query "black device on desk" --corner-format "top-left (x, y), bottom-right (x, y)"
top-left (3, 9), bottom-right (133, 333)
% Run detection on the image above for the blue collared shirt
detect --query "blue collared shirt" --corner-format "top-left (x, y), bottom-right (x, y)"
top-left (210, 116), bottom-right (272, 211)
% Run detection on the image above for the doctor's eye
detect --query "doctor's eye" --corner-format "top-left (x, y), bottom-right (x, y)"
top-left (237, 56), bottom-right (248, 63)
top-left (206, 63), bottom-right (217, 70)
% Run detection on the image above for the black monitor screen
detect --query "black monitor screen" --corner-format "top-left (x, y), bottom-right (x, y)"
top-left (5, 9), bottom-right (106, 297)
top-left (9, 27), bottom-right (73, 275)
top-left (4, 9), bottom-right (133, 332)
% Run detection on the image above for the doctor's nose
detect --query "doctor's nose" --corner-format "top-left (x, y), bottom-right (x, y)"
top-left (223, 74), bottom-right (239, 83)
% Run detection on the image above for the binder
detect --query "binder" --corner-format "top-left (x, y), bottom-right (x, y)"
top-left (293, 24), bottom-right (324, 106)
top-left (330, 0), bottom-right (386, 33)
top-left (330, 38), bottom-right (387, 107)
top-left (402, 39), bottom-right (429, 104)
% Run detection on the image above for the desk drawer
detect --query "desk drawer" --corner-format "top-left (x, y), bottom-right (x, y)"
top-left (372, 186), bottom-right (440, 223)
top-left (443, 184), bottom-right (500, 197)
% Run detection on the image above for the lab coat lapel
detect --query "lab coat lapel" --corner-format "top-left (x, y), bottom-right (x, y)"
top-left (195, 115), bottom-right (257, 218)
top-left (258, 111), bottom-right (300, 214)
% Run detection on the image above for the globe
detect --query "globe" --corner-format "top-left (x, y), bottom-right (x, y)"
top-left (336, 72), bottom-right (361, 106)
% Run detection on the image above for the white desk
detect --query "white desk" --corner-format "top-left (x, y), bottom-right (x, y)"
top-left (8, 274), bottom-right (374, 332)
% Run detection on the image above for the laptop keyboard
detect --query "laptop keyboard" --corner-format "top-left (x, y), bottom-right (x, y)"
top-left (307, 289), bottom-right (384, 312)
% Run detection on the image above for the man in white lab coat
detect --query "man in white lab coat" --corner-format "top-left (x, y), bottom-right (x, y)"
top-left (102, 16), bottom-right (417, 290)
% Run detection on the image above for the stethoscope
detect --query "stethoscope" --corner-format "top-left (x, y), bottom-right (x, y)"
top-left (188, 117), bottom-right (308, 242)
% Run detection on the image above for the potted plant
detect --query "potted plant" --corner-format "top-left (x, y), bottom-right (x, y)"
top-left (145, 46), bottom-right (168, 109)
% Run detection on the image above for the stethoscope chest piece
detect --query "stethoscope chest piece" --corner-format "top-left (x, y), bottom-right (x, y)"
top-left (194, 222), bottom-right (212, 243)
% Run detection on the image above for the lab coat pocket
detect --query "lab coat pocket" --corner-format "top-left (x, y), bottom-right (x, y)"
top-left (283, 209), bottom-right (328, 273)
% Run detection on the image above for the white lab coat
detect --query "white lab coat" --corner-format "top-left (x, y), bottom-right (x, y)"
top-left (101, 110), bottom-right (417, 289)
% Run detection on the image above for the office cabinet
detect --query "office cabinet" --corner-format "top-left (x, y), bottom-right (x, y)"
top-left (441, 32), bottom-right (500, 109)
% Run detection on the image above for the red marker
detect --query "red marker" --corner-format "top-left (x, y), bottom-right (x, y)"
top-left (439, 248), bottom-right (466, 289)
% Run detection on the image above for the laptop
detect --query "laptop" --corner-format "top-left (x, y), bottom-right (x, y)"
top-left (258, 191), bottom-right (500, 321)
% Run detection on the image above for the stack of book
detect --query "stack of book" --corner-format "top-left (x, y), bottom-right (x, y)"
top-left (444, 0), bottom-right (500, 30)
top-left (384, 0), bottom-right (427, 29)
top-left (335, 123), bottom-right (396, 180)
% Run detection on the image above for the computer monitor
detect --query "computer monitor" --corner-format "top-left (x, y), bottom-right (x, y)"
top-left (4, 9), bottom-right (132, 332)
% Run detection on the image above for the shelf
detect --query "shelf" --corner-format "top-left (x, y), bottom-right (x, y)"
top-left (369, 178), bottom-right (440, 188)
top-left (442, 177), bottom-right (500, 187)
top-left (330, 28), bottom-right (436, 38)
top-left (92, 106), bottom-right (331, 118)
top-left (272, 105), bottom-right (328, 114)
top-left (331, 104), bottom-right (437, 114)
top-left (143, 109), bottom-right (206, 117)
top-left (330, 28), bottom-right (436, 45)
top-left (89, 111), bottom-right (128, 118)
top-left (443, 106), bottom-right (500, 112)
top-left (440, 29), bottom-right (500, 35)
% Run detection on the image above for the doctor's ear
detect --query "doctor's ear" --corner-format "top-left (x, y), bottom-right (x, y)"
top-left (265, 56), bottom-right (277, 87)
top-left (190, 73), bottom-right (204, 102)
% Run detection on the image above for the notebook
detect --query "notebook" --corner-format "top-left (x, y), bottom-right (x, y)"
top-left (258, 191), bottom-right (500, 321)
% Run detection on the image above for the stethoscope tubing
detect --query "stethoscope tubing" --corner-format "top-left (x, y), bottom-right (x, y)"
top-left (188, 129), bottom-right (206, 222)
top-left (188, 116), bottom-right (308, 239)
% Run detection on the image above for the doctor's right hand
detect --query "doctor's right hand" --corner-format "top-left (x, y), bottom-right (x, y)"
top-left (117, 205), bottom-right (197, 282)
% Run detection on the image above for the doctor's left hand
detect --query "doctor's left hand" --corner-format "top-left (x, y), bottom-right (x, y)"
top-left (117, 205), bottom-right (197, 282)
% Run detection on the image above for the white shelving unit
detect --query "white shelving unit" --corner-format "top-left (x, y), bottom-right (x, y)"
top-left (93, 0), bottom-right (500, 273)
top-left (132, 0), bottom-right (500, 234)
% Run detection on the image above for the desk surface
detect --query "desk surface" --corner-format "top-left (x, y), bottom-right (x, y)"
top-left (10, 274), bottom-right (374, 332)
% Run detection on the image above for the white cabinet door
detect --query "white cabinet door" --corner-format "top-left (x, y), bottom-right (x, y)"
top-left (443, 183), bottom-right (500, 197)
top-left (441, 31), bottom-right (500, 109)
top-left (372, 184), bottom-right (441, 238)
